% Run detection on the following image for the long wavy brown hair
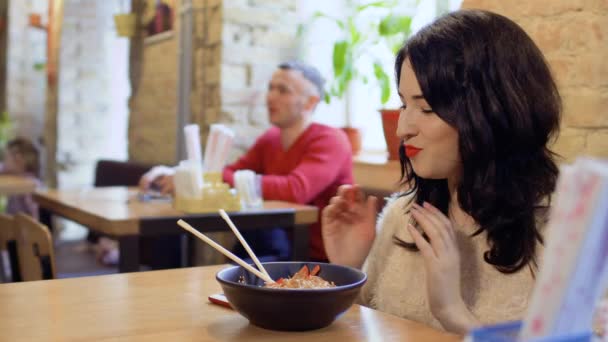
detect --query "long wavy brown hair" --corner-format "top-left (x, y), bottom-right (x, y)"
top-left (393, 10), bottom-right (561, 274)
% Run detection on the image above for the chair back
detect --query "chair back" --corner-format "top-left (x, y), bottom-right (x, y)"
top-left (94, 159), bottom-right (152, 187)
top-left (0, 213), bottom-right (15, 250)
top-left (0, 214), bottom-right (19, 281)
top-left (14, 213), bottom-right (55, 281)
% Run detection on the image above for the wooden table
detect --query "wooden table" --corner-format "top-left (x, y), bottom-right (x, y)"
top-left (0, 174), bottom-right (37, 195)
top-left (33, 187), bottom-right (318, 273)
top-left (353, 152), bottom-right (401, 193)
top-left (0, 265), bottom-right (461, 341)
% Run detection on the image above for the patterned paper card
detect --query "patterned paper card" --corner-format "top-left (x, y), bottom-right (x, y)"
top-left (521, 159), bottom-right (608, 339)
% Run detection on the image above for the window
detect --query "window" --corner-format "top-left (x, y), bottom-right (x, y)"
top-left (297, 0), bottom-right (462, 152)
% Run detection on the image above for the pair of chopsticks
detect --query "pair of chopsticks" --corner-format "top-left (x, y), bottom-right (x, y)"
top-left (176, 209), bottom-right (275, 283)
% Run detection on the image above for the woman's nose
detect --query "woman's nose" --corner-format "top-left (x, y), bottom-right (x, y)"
top-left (396, 108), bottom-right (417, 141)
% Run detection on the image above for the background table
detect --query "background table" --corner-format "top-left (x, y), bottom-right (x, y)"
top-left (0, 174), bottom-right (37, 195)
top-left (33, 187), bottom-right (318, 272)
top-left (0, 264), bottom-right (461, 341)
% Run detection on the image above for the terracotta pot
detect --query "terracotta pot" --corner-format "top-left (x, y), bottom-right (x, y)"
top-left (341, 127), bottom-right (362, 155)
top-left (379, 109), bottom-right (401, 160)
top-left (29, 13), bottom-right (41, 28)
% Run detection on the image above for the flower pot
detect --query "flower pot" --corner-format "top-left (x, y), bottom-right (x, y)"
top-left (341, 127), bottom-right (362, 155)
top-left (379, 109), bottom-right (401, 160)
top-left (114, 13), bottom-right (136, 37)
top-left (29, 13), bottom-right (42, 28)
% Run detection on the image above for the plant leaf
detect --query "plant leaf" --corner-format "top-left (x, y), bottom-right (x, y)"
top-left (332, 40), bottom-right (348, 78)
top-left (391, 40), bottom-right (404, 55)
top-left (33, 62), bottom-right (46, 71)
top-left (347, 17), bottom-right (361, 45)
top-left (374, 62), bottom-right (391, 104)
top-left (336, 62), bottom-right (353, 98)
top-left (312, 11), bottom-right (345, 30)
top-left (296, 23), bottom-right (305, 37)
top-left (379, 15), bottom-right (412, 36)
top-left (355, 0), bottom-right (393, 12)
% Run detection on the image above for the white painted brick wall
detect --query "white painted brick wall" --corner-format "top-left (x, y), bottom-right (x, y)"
top-left (220, 63), bottom-right (248, 88)
top-left (6, 0), bottom-right (48, 146)
top-left (216, 0), bottom-right (297, 157)
top-left (56, 0), bottom-right (129, 188)
top-left (7, 0), bottom-right (129, 188)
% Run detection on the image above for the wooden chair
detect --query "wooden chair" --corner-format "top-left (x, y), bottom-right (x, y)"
top-left (93, 159), bottom-right (152, 187)
top-left (0, 214), bottom-right (18, 282)
top-left (87, 159), bottom-right (152, 244)
top-left (89, 160), bottom-right (182, 269)
top-left (14, 213), bottom-right (55, 281)
top-left (0, 214), bottom-right (17, 283)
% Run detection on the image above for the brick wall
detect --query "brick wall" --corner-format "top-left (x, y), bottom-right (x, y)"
top-left (128, 0), bottom-right (180, 165)
top-left (129, 0), bottom-right (298, 165)
top-left (461, 0), bottom-right (608, 162)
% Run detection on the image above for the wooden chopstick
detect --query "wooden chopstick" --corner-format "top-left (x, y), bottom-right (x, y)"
top-left (176, 219), bottom-right (274, 283)
top-left (218, 209), bottom-right (271, 280)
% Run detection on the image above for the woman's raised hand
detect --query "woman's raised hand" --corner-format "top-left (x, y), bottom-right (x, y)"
top-left (407, 201), bottom-right (479, 333)
top-left (322, 184), bottom-right (378, 268)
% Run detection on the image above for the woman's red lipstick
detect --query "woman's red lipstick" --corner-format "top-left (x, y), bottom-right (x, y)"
top-left (404, 145), bottom-right (422, 158)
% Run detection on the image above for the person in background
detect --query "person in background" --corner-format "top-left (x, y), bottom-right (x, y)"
top-left (322, 9), bottom-right (561, 334)
top-left (139, 60), bottom-right (354, 262)
top-left (1, 137), bottom-right (41, 219)
top-left (223, 60), bottom-right (354, 262)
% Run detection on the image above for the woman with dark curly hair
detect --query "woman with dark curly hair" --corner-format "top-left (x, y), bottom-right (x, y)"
top-left (322, 9), bottom-right (561, 334)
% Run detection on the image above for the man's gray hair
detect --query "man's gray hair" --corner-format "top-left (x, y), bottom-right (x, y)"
top-left (278, 60), bottom-right (325, 100)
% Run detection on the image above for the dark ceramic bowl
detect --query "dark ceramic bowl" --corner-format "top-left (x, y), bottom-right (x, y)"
top-left (216, 261), bottom-right (367, 331)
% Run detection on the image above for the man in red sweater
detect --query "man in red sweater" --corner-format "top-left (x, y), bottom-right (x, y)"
top-left (140, 61), bottom-right (353, 262)
top-left (224, 61), bottom-right (353, 261)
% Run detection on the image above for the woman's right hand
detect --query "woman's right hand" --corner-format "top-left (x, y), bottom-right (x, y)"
top-left (322, 184), bottom-right (378, 268)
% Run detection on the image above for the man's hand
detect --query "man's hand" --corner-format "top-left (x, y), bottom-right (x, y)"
top-left (138, 165), bottom-right (176, 195)
top-left (155, 174), bottom-right (175, 195)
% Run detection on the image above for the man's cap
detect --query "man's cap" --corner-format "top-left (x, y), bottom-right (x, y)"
top-left (278, 60), bottom-right (325, 99)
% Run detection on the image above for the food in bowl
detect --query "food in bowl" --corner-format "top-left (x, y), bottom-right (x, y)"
top-left (216, 261), bottom-right (367, 331)
top-left (264, 265), bottom-right (336, 289)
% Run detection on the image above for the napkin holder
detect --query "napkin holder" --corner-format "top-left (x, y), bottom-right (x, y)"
top-left (173, 172), bottom-right (241, 213)
top-left (468, 321), bottom-right (592, 342)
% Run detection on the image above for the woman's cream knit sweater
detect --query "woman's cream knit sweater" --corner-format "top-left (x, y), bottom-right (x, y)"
top-left (360, 194), bottom-right (541, 330)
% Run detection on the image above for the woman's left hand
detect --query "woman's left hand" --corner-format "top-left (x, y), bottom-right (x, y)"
top-left (408, 201), bottom-right (479, 334)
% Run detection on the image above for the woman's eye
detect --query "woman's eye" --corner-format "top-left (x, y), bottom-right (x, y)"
top-left (421, 108), bottom-right (434, 114)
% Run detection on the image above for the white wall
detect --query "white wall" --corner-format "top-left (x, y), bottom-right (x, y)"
top-left (6, 0), bottom-right (48, 145)
top-left (57, 0), bottom-right (130, 189)
top-left (295, 0), bottom-right (348, 129)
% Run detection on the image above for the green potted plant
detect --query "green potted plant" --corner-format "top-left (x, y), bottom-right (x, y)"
top-left (302, 0), bottom-right (412, 158)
